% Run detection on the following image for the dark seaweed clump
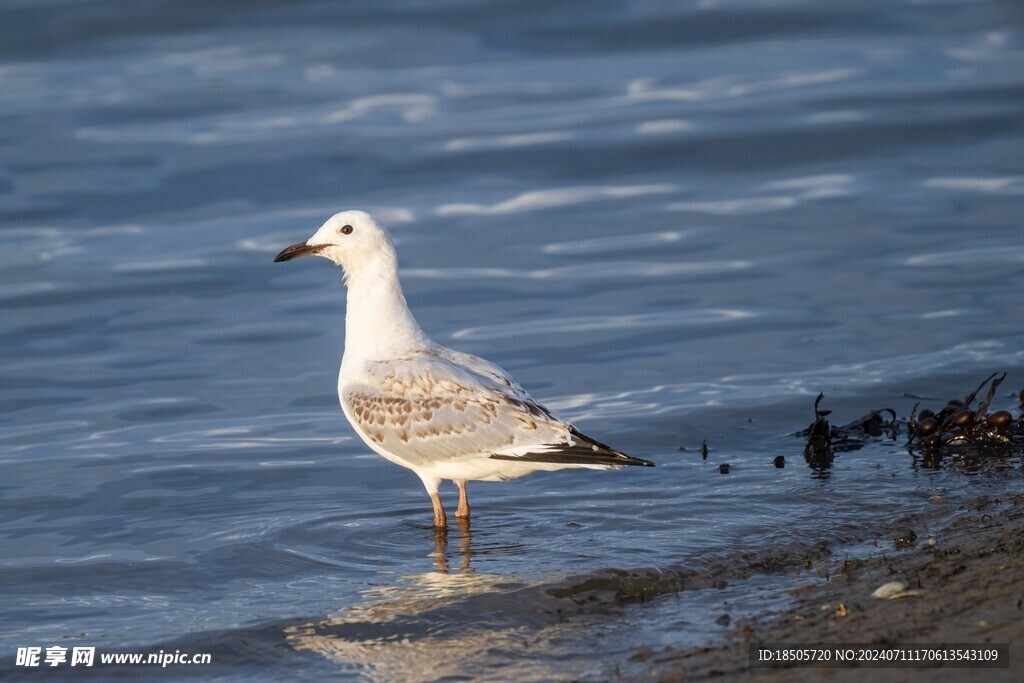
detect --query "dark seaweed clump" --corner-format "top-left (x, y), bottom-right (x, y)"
top-left (798, 372), bottom-right (1024, 474)
top-left (799, 393), bottom-right (897, 471)
top-left (905, 372), bottom-right (1024, 468)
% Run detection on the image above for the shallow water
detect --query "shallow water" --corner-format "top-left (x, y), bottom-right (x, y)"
top-left (2, 0), bottom-right (1024, 680)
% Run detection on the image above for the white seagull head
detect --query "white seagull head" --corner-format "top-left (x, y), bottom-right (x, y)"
top-left (274, 210), bottom-right (397, 281)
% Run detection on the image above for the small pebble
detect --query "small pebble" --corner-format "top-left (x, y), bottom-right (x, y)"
top-left (715, 613), bottom-right (731, 626)
top-left (773, 455), bottom-right (785, 468)
top-left (719, 463), bottom-right (731, 474)
top-left (894, 528), bottom-right (917, 549)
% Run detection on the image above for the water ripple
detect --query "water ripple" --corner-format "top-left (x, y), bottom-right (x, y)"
top-left (435, 185), bottom-right (676, 216)
top-left (452, 309), bottom-right (755, 340)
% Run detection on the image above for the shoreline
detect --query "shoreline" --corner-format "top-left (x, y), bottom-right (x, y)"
top-left (623, 493), bottom-right (1024, 682)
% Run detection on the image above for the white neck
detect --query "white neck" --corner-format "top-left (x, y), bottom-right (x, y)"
top-left (340, 257), bottom-right (427, 368)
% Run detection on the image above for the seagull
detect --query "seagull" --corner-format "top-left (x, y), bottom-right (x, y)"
top-left (274, 210), bottom-right (654, 528)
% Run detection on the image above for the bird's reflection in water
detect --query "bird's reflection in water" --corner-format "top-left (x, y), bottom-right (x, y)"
top-left (284, 520), bottom-right (543, 681)
top-left (430, 517), bottom-right (474, 574)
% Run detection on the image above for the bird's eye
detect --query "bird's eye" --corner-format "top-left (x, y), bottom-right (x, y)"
top-left (341, 224), bottom-right (354, 235)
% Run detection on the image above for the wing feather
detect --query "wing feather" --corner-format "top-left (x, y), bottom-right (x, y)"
top-left (341, 348), bottom-right (653, 471)
top-left (342, 354), bottom-right (569, 470)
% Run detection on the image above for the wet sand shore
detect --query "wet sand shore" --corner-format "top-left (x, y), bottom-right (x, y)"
top-left (625, 493), bottom-right (1024, 682)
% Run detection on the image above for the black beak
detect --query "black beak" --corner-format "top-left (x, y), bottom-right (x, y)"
top-left (274, 241), bottom-right (323, 263)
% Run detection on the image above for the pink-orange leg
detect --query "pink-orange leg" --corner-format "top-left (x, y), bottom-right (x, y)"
top-left (430, 491), bottom-right (447, 529)
top-left (455, 480), bottom-right (470, 519)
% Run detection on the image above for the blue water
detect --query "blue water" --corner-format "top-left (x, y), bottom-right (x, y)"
top-left (2, 0), bottom-right (1023, 680)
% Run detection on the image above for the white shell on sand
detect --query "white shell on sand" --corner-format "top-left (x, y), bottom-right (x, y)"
top-left (871, 581), bottom-right (907, 599)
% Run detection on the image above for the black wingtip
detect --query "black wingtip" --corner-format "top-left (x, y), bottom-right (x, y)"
top-left (490, 450), bottom-right (655, 468)
top-left (489, 427), bottom-right (656, 468)
top-left (570, 426), bottom-right (655, 467)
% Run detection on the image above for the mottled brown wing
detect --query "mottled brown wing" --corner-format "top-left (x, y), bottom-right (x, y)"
top-left (342, 356), bottom-right (571, 469)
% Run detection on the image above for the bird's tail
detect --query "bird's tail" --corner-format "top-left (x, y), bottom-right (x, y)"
top-left (490, 427), bottom-right (655, 468)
